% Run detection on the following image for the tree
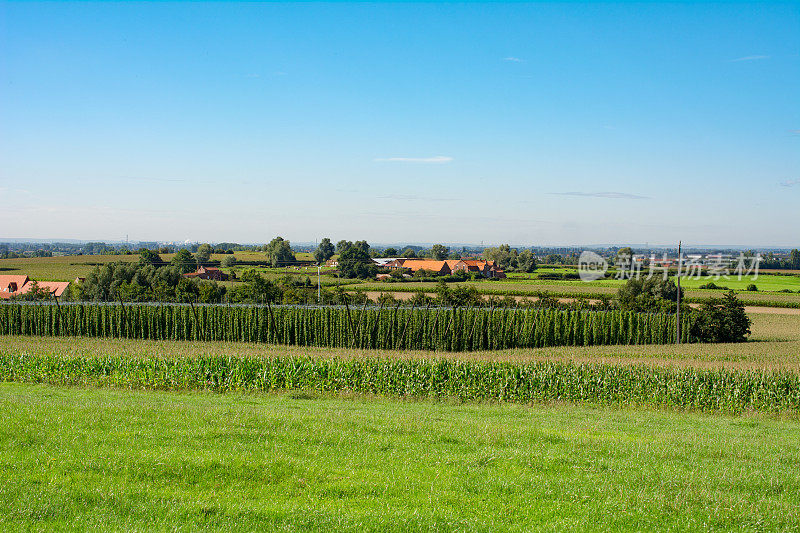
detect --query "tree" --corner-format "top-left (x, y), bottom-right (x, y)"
top-left (338, 246), bottom-right (377, 279)
top-left (401, 248), bottom-right (417, 258)
top-left (220, 255), bottom-right (237, 268)
top-left (691, 291), bottom-right (751, 343)
top-left (171, 249), bottom-right (197, 274)
top-left (195, 243), bottom-right (213, 265)
top-left (314, 238), bottom-right (335, 265)
top-left (791, 249), bottom-right (800, 270)
top-left (138, 248), bottom-right (162, 266)
top-left (336, 240), bottom-right (353, 254)
top-left (484, 244), bottom-right (518, 271)
top-left (616, 276), bottom-right (681, 313)
top-left (516, 249), bottom-right (537, 273)
top-left (353, 240), bottom-right (370, 254)
top-left (430, 244), bottom-right (449, 261)
top-left (383, 247), bottom-right (398, 257)
top-left (265, 236), bottom-right (295, 267)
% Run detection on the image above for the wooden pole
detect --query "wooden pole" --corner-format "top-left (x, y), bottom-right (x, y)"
top-left (676, 240), bottom-right (682, 345)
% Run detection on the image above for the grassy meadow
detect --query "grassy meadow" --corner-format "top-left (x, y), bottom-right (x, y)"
top-left (1, 383), bottom-right (799, 531)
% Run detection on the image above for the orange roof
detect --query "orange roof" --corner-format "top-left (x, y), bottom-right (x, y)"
top-left (403, 260), bottom-right (451, 273)
top-left (0, 275), bottom-right (29, 293)
top-left (0, 276), bottom-right (69, 299)
top-left (22, 281), bottom-right (70, 298)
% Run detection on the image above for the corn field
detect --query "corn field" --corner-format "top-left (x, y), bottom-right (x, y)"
top-left (0, 302), bottom-right (695, 351)
top-left (1, 353), bottom-right (796, 412)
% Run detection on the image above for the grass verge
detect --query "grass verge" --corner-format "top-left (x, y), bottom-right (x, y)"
top-left (1, 383), bottom-right (799, 531)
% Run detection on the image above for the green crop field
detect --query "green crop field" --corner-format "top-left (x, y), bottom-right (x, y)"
top-left (1, 384), bottom-right (798, 531)
top-left (3, 312), bottom-right (799, 373)
top-left (355, 276), bottom-right (800, 308)
top-left (0, 251), bottom-right (312, 282)
top-left (5, 254), bottom-right (799, 308)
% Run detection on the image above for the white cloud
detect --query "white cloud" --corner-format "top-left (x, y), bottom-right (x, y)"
top-left (373, 156), bottom-right (453, 164)
top-left (730, 55), bottom-right (770, 62)
top-left (780, 178), bottom-right (800, 187)
top-left (552, 191), bottom-right (650, 200)
top-left (503, 57), bottom-right (524, 62)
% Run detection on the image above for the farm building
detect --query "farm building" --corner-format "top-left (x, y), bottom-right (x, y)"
top-left (183, 266), bottom-right (229, 281)
top-left (0, 275), bottom-right (70, 299)
top-left (383, 258), bottom-right (505, 278)
top-left (372, 257), bottom-right (404, 267)
top-left (449, 258), bottom-right (506, 279)
top-left (388, 260), bottom-right (452, 276)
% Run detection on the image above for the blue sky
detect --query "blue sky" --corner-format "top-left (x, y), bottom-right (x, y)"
top-left (1, 1), bottom-right (798, 246)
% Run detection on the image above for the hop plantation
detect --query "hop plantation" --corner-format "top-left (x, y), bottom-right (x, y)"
top-left (0, 302), bottom-right (694, 350)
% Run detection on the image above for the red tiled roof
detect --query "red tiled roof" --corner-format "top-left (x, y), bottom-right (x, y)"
top-left (0, 276), bottom-right (69, 299)
top-left (0, 275), bottom-right (30, 298)
top-left (22, 281), bottom-right (70, 297)
top-left (403, 260), bottom-right (451, 273)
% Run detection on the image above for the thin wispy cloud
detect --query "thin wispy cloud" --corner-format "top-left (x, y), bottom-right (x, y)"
top-left (503, 57), bottom-right (524, 62)
top-left (373, 156), bottom-right (453, 164)
top-left (729, 55), bottom-right (770, 62)
top-left (552, 191), bottom-right (650, 200)
top-left (378, 193), bottom-right (457, 202)
top-left (780, 178), bottom-right (800, 187)
top-left (790, 129), bottom-right (800, 135)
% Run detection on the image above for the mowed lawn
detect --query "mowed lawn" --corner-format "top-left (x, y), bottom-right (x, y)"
top-left (1, 384), bottom-right (799, 531)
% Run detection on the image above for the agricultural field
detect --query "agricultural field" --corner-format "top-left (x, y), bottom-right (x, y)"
top-left (2, 311), bottom-right (799, 372)
top-left (356, 275), bottom-right (800, 308)
top-left (0, 303), bottom-right (693, 350)
top-left (0, 252), bottom-right (341, 285)
top-left (2, 384), bottom-right (799, 530)
top-left (2, 304), bottom-right (799, 530)
top-left (5, 254), bottom-right (799, 308)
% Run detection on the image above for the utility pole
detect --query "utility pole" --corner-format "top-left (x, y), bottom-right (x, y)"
top-left (676, 240), bottom-right (682, 345)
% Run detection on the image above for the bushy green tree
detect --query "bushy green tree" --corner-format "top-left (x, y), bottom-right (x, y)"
top-left (195, 243), bottom-right (213, 264)
top-left (314, 237), bottom-right (335, 264)
top-left (691, 291), bottom-right (751, 342)
top-left (265, 237), bottom-right (295, 267)
top-left (171, 249), bottom-right (197, 274)
top-left (516, 249), bottom-right (537, 273)
top-left (430, 244), bottom-right (449, 261)
top-left (484, 244), bottom-right (518, 270)
top-left (138, 248), bottom-right (162, 265)
top-left (338, 246), bottom-right (377, 279)
top-left (616, 276), bottom-right (681, 312)
top-left (336, 240), bottom-right (353, 254)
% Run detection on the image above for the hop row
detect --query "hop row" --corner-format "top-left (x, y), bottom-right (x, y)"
top-left (0, 302), bottom-right (694, 351)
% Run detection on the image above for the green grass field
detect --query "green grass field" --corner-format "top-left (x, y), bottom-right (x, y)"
top-left (1, 383), bottom-right (798, 531)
